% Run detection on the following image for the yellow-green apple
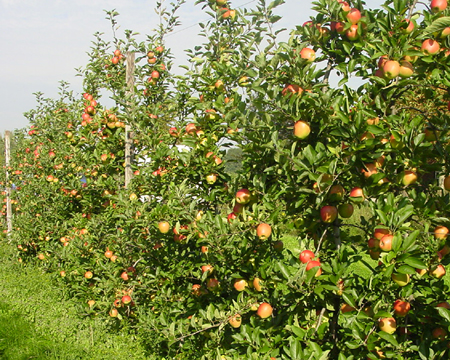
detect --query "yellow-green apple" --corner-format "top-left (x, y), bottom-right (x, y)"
top-left (320, 205), bottom-right (338, 223)
top-left (338, 203), bottom-right (354, 218)
top-left (253, 277), bottom-right (264, 291)
top-left (233, 279), bottom-right (248, 291)
top-left (257, 302), bottom-right (273, 318)
top-left (379, 317), bottom-right (396, 334)
top-left (421, 39), bottom-right (440, 55)
top-left (402, 170), bottom-right (417, 186)
top-left (206, 174), bottom-right (217, 184)
top-left (236, 189), bottom-right (251, 204)
top-left (229, 314), bottom-right (242, 328)
top-left (399, 60), bottom-right (414, 78)
top-left (346, 8), bottom-right (361, 24)
top-left (299, 250), bottom-right (315, 264)
top-left (416, 268), bottom-right (427, 276)
top-left (430, 264), bottom-right (446, 278)
top-left (392, 273), bottom-right (410, 286)
top-left (434, 226), bottom-right (449, 239)
top-left (215, 79), bottom-right (225, 91)
top-left (158, 221), bottom-right (170, 233)
top-left (431, 0), bottom-right (447, 13)
top-left (110, 308), bottom-right (119, 317)
top-left (441, 27), bottom-right (450, 37)
top-left (306, 260), bottom-right (322, 277)
top-left (256, 223), bottom-right (272, 240)
top-left (390, 134), bottom-right (404, 149)
top-left (300, 47), bottom-right (315, 62)
top-left (238, 76), bottom-right (250, 86)
top-left (383, 60), bottom-right (400, 80)
top-left (379, 234), bottom-right (393, 251)
top-left (349, 187), bottom-right (365, 203)
top-left (294, 120), bottom-right (311, 139)
top-left (445, 175), bottom-right (450, 191)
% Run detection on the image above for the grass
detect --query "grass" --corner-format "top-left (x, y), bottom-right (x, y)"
top-left (0, 240), bottom-right (148, 360)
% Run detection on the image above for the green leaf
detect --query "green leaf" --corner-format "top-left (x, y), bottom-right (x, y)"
top-left (402, 230), bottom-right (420, 251)
top-left (437, 307), bottom-right (450, 322)
top-left (378, 331), bottom-right (399, 347)
top-left (423, 16), bottom-right (450, 36)
top-left (396, 264), bottom-right (416, 275)
top-left (403, 256), bottom-right (427, 269)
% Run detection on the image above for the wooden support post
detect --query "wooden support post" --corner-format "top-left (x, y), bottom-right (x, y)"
top-left (125, 51), bottom-right (135, 189)
top-left (5, 131), bottom-right (12, 239)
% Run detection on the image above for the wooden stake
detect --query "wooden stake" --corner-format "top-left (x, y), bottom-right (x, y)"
top-left (5, 131), bottom-right (12, 238)
top-left (125, 51), bottom-right (135, 189)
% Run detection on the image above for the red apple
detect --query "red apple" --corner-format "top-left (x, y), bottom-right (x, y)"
top-left (367, 238), bottom-right (380, 249)
top-left (256, 223), bottom-right (272, 240)
top-left (430, 264), bottom-right (446, 278)
top-left (422, 39), bottom-right (440, 55)
top-left (299, 250), bottom-right (315, 264)
top-left (349, 187), bottom-right (364, 203)
top-left (374, 227), bottom-right (390, 240)
top-left (257, 302), bottom-right (273, 318)
top-left (431, 0), bottom-right (447, 13)
top-left (379, 234), bottom-right (394, 251)
top-left (121, 295), bottom-right (132, 305)
top-left (402, 18), bottom-right (415, 33)
top-left (329, 184), bottom-right (345, 201)
top-left (233, 279), bottom-right (248, 291)
top-left (253, 277), bottom-right (264, 291)
top-left (320, 205), bottom-right (338, 223)
top-left (300, 47), bottom-right (315, 62)
top-left (346, 24), bottom-right (359, 41)
top-left (432, 327), bottom-right (447, 341)
top-left (346, 8), bottom-right (361, 24)
top-left (306, 260), bottom-right (322, 277)
top-left (383, 60), bottom-right (400, 80)
top-left (236, 189), bottom-right (251, 204)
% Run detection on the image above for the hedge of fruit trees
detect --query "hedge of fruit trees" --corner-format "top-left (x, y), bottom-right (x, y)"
top-left (3, 0), bottom-right (450, 358)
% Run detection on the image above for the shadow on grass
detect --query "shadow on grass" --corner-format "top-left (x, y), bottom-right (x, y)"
top-left (0, 302), bottom-right (84, 360)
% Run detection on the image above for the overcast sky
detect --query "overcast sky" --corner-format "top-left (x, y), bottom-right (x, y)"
top-left (0, 0), bottom-right (385, 135)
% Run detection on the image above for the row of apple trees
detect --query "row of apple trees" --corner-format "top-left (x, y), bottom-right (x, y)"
top-left (2, 0), bottom-right (450, 358)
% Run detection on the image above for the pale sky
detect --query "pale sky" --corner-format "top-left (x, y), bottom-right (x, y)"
top-left (0, 0), bottom-right (384, 134)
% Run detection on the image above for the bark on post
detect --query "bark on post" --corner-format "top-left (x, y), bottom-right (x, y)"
top-left (5, 131), bottom-right (12, 238)
top-left (125, 52), bottom-right (135, 189)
